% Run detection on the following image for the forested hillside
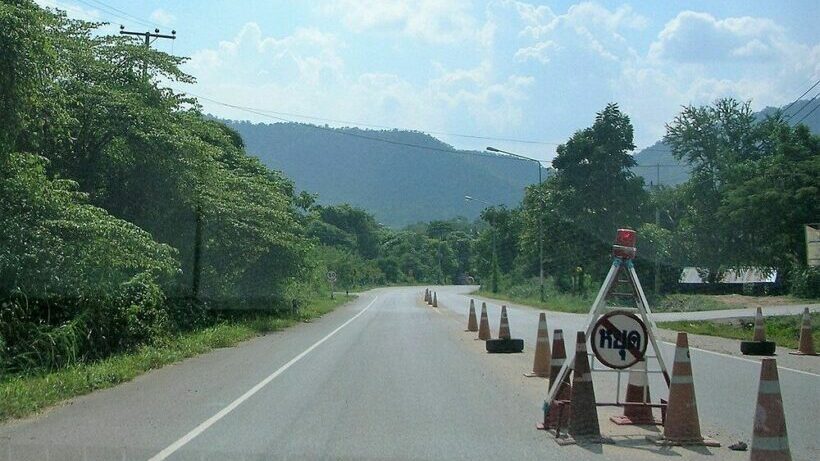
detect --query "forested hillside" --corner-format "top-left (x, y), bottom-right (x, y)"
top-left (225, 120), bottom-right (544, 227)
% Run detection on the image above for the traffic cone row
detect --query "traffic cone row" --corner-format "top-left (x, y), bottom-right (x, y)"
top-left (524, 313), bottom-right (550, 378)
top-left (497, 305), bottom-right (511, 340)
top-left (539, 329), bottom-right (571, 431)
top-left (454, 298), bottom-right (797, 452)
top-left (477, 302), bottom-right (491, 341)
top-left (611, 359), bottom-right (660, 425)
top-left (790, 307), bottom-right (816, 356)
top-left (465, 299), bottom-right (478, 332)
top-left (751, 358), bottom-right (791, 461)
top-left (558, 331), bottom-right (602, 444)
top-left (648, 332), bottom-right (719, 446)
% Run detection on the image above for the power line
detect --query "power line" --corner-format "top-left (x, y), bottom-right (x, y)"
top-left (786, 92), bottom-right (819, 122)
top-left (191, 93), bottom-right (516, 160)
top-left (794, 101), bottom-right (820, 125)
top-left (191, 92), bottom-right (678, 159)
top-left (85, 0), bottom-right (154, 26)
top-left (73, 0), bottom-right (156, 28)
top-left (194, 100), bottom-right (561, 146)
top-left (782, 78), bottom-right (820, 116)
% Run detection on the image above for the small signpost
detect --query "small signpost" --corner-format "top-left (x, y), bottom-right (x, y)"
top-left (326, 271), bottom-right (337, 299)
top-left (591, 311), bottom-right (648, 369)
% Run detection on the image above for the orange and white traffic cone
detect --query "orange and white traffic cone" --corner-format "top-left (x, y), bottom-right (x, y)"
top-left (525, 313), bottom-right (551, 378)
top-left (424, 289), bottom-right (429, 304)
top-left (790, 308), bottom-right (816, 356)
top-left (432, 292), bottom-right (438, 308)
top-left (466, 299), bottom-right (478, 332)
top-left (560, 331), bottom-right (601, 444)
top-left (477, 302), bottom-right (491, 341)
top-left (649, 332), bottom-right (719, 446)
top-left (610, 359), bottom-right (660, 425)
top-left (538, 329), bottom-right (571, 431)
top-left (753, 307), bottom-right (766, 342)
top-left (498, 305), bottom-right (511, 340)
top-left (425, 289), bottom-right (431, 304)
top-left (751, 358), bottom-right (791, 461)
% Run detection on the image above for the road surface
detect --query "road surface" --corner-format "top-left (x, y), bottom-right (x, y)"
top-left (0, 286), bottom-right (817, 460)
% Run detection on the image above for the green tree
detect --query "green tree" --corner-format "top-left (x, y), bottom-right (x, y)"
top-left (665, 99), bottom-right (767, 281)
top-left (523, 103), bottom-right (647, 284)
top-left (719, 122), bottom-right (820, 273)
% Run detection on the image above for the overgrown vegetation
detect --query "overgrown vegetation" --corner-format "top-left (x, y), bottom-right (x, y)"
top-left (659, 312), bottom-right (820, 350)
top-left (0, 294), bottom-right (354, 422)
top-left (0, 2), bottom-right (483, 388)
top-left (0, 1), bottom-right (318, 378)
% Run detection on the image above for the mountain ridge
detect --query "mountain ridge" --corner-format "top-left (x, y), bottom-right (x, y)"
top-left (224, 99), bottom-right (819, 224)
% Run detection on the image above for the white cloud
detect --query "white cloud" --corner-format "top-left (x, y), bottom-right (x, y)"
top-left (427, 61), bottom-right (535, 128)
top-left (185, 21), bottom-right (534, 140)
top-left (323, 0), bottom-right (496, 46)
top-left (648, 11), bottom-right (787, 62)
top-left (150, 8), bottom-right (176, 27)
top-left (514, 40), bottom-right (558, 63)
top-left (510, 1), bottom-right (646, 64)
top-left (188, 23), bottom-right (344, 86)
top-left (612, 10), bottom-right (820, 147)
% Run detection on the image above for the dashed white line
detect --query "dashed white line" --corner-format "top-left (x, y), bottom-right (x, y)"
top-left (660, 341), bottom-right (820, 378)
top-left (147, 296), bottom-right (379, 461)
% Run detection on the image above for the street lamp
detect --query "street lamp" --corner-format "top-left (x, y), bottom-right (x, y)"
top-left (486, 146), bottom-right (546, 302)
top-left (465, 195), bottom-right (500, 293)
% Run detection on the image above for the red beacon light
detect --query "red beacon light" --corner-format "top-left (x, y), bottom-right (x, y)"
top-left (612, 228), bottom-right (637, 259)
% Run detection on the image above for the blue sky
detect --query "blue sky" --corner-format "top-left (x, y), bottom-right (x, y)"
top-left (39, 0), bottom-right (820, 162)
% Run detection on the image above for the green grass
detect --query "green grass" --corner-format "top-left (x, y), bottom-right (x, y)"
top-left (473, 288), bottom-right (751, 315)
top-left (0, 294), bottom-right (354, 422)
top-left (652, 294), bottom-right (730, 312)
top-left (659, 313), bottom-right (819, 350)
top-left (474, 289), bottom-right (593, 313)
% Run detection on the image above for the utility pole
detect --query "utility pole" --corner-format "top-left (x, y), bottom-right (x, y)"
top-left (191, 205), bottom-right (203, 300)
top-left (653, 163), bottom-right (661, 295)
top-left (538, 164), bottom-right (544, 302)
top-left (486, 147), bottom-right (545, 301)
top-left (119, 26), bottom-right (176, 79)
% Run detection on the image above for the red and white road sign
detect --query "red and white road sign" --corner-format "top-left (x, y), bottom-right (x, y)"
top-left (591, 310), bottom-right (648, 369)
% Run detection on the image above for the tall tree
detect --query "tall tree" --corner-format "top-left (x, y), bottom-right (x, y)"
top-left (664, 99), bottom-right (764, 280)
top-left (527, 103), bottom-right (647, 282)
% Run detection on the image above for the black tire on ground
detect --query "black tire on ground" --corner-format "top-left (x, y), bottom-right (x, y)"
top-left (740, 340), bottom-right (776, 356)
top-left (486, 338), bottom-right (524, 354)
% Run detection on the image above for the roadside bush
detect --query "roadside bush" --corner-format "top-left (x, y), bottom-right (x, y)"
top-left (0, 153), bottom-right (179, 373)
top-left (790, 265), bottom-right (820, 298)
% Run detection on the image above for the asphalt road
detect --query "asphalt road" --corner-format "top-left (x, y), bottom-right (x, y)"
top-left (0, 286), bottom-right (817, 460)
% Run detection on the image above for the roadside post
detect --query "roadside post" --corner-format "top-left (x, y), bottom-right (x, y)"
top-left (326, 271), bottom-right (337, 299)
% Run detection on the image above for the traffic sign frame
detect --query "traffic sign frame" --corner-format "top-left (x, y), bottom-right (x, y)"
top-left (544, 256), bottom-right (671, 410)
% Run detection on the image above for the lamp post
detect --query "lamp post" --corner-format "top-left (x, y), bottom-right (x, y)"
top-left (486, 146), bottom-right (546, 302)
top-left (465, 195), bottom-right (499, 293)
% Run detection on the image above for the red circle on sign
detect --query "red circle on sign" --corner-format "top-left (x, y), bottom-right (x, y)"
top-left (590, 310), bottom-right (648, 369)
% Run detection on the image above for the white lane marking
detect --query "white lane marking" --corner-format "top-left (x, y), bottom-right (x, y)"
top-left (147, 296), bottom-right (379, 461)
top-left (660, 341), bottom-right (820, 378)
